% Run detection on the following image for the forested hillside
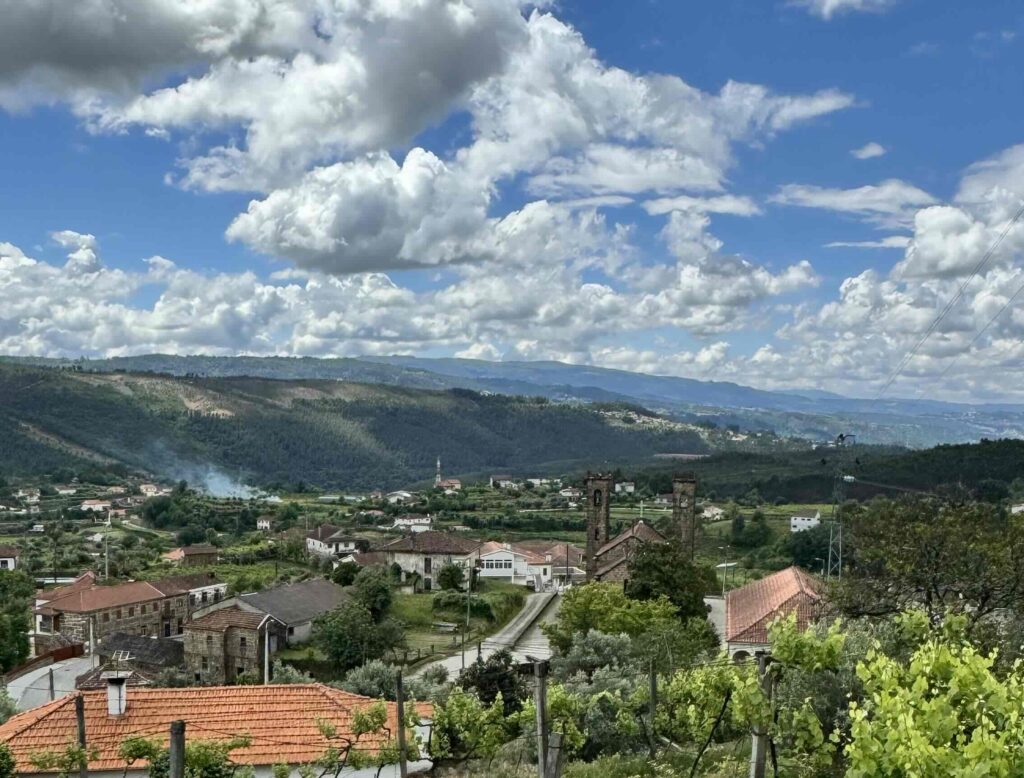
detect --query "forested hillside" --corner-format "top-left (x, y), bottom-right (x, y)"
top-left (0, 364), bottom-right (709, 490)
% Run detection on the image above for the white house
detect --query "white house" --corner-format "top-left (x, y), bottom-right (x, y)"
top-left (790, 509), bottom-right (822, 533)
top-left (559, 487), bottom-right (582, 499)
top-left (80, 499), bottom-right (111, 513)
top-left (490, 475), bottom-right (518, 489)
top-left (55, 486), bottom-right (77, 496)
top-left (139, 483), bottom-right (166, 498)
top-left (256, 517), bottom-right (272, 531)
top-left (614, 482), bottom-right (635, 495)
top-left (17, 488), bottom-right (40, 505)
top-left (390, 515), bottom-right (432, 533)
top-left (0, 545), bottom-right (19, 570)
top-left (477, 542), bottom-right (553, 588)
top-left (701, 505), bottom-right (726, 521)
top-left (527, 478), bottom-right (561, 488)
top-left (385, 490), bottom-right (414, 505)
top-left (382, 531), bottom-right (480, 591)
top-left (306, 525), bottom-right (371, 557)
top-left (1012, 504), bottom-right (1024, 515)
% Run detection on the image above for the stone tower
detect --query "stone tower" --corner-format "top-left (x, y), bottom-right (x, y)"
top-left (584, 473), bottom-right (614, 580)
top-left (673, 474), bottom-right (699, 560)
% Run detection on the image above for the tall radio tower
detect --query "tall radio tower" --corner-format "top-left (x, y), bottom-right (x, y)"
top-left (435, 456), bottom-right (442, 487)
top-left (827, 433), bottom-right (855, 580)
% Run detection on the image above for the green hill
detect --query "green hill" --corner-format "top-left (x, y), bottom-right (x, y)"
top-left (0, 364), bottom-right (710, 490)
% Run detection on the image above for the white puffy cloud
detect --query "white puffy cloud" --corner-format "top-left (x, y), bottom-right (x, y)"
top-left (789, 0), bottom-right (900, 20)
top-left (770, 179), bottom-right (937, 227)
top-left (825, 235), bottom-right (910, 249)
top-left (851, 142), bottom-right (886, 159)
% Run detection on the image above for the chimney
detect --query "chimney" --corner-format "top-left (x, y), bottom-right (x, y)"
top-left (107, 674), bottom-right (128, 716)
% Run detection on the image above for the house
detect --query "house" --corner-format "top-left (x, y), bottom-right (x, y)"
top-left (592, 520), bottom-right (666, 583)
top-left (701, 505), bottom-right (726, 521)
top-left (95, 632), bottom-right (185, 675)
top-left (306, 525), bottom-right (371, 557)
top-left (558, 487), bottom-right (582, 499)
top-left (55, 486), bottom-right (77, 496)
top-left (0, 683), bottom-right (433, 777)
top-left (80, 499), bottom-right (111, 513)
top-left (438, 478), bottom-right (462, 491)
top-left (527, 478), bottom-right (561, 488)
top-left (34, 578), bottom-right (191, 652)
top-left (139, 483), bottom-right (166, 498)
top-left (1012, 503), bottom-right (1024, 515)
top-left (184, 606), bottom-right (281, 684)
top-left (515, 540), bottom-right (586, 570)
top-left (75, 667), bottom-right (153, 691)
top-left (163, 544), bottom-right (219, 567)
top-left (385, 490), bottom-right (414, 505)
top-left (390, 515), bottom-right (432, 533)
top-left (105, 485), bottom-right (127, 495)
top-left (477, 542), bottom-right (550, 587)
top-left (30, 523), bottom-right (45, 532)
top-left (0, 545), bottom-right (20, 570)
top-left (256, 516), bottom-right (273, 531)
top-left (338, 551), bottom-right (389, 569)
top-left (490, 475), bottom-right (517, 489)
top-left (382, 531), bottom-right (481, 591)
top-left (17, 488), bottom-right (40, 504)
top-left (151, 572), bottom-right (228, 610)
top-left (615, 482), bottom-right (636, 495)
top-left (790, 509), bottom-right (822, 533)
top-left (198, 578), bottom-right (350, 646)
top-left (725, 566), bottom-right (823, 660)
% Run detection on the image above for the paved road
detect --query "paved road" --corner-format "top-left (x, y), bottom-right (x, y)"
top-left (7, 656), bottom-right (96, 711)
top-left (412, 591), bottom-right (560, 679)
top-left (705, 595), bottom-right (726, 648)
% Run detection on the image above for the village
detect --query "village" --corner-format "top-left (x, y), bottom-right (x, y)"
top-left (0, 457), bottom-right (852, 777)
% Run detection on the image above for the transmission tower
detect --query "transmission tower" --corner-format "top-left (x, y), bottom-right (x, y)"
top-left (827, 433), bottom-right (855, 580)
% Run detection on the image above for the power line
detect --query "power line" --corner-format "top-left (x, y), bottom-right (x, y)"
top-left (874, 201), bottom-right (1024, 399)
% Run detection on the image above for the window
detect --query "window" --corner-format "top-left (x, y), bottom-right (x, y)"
top-left (194, 673), bottom-right (202, 682)
top-left (102, 613), bottom-right (110, 623)
top-left (189, 594), bottom-right (196, 607)
top-left (593, 489), bottom-right (603, 507)
top-left (240, 637), bottom-right (247, 651)
top-left (214, 590), bottom-right (221, 602)
top-left (39, 614), bottom-right (53, 633)
top-left (201, 592), bottom-right (208, 604)
top-left (0, 560), bottom-right (8, 569)
top-left (177, 618), bottom-right (183, 635)
top-left (201, 657), bottom-right (208, 670)
top-left (287, 626), bottom-right (295, 636)
top-left (423, 557), bottom-right (432, 574)
top-left (128, 607), bottom-right (134, 617)
top-left (115, 609), bottom-right (122, 619)
top-left (206, 635), bottom-right (213, 649)
top-left (176, 599), bottom-right (184, 609)
top-left (237, 667), bottom-right (244, 677)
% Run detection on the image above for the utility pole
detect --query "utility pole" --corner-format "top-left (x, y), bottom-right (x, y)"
top-left (534, 661), bottom-right (549, 778)
top-left (395, 670), bottom-right (408, 778)
top-left (104, 535), bottom-right (109, 580)
top-left (74, 694), bottom-right (88, 778)
top-left (748, 654), bottom-right (771, 778)
top-left (648, 660), bottom-right (658, 758)
top-left (48, 667), bottom-right (55, 701)
top-left (169, 721), bottom-right (186, 778)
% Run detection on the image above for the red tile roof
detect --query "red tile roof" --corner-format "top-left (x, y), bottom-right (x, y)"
top-left (187, 606), bottom-right (267, 632)
top-left (37, 580), bottom-right (167, 614)
top-left (725, 566), bottom-right (822, 645)
top-left (0, 685), bottom-right (432, 774)
top-left (0, 545), bottom-right (20, 557)
top-left (36, 572), bottom-right (98, 603)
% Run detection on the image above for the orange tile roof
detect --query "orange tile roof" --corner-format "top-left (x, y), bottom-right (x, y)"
top-left (0, 685), bottom-right (432, 774)
top-left (725, 566), bottom-right (822, 645)
top-left (36, 580), bottom-right (167, 614)
top-left (36, 572), bottom-right (98, 603)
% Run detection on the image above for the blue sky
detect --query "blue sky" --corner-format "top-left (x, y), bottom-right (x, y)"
top-left (2, 0), bottom-right (1024, 400)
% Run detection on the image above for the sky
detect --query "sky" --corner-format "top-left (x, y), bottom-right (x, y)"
top-left (2, 0), bottom-right (1024, 401)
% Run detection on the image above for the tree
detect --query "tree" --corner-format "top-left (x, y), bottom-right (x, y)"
top-left (331, 561), bottom-right (360, 586)
top-left (352, 566), bottom-right (393, 621)
top-left (837, 496), bottom-right (1024, 625)
top-left (624, 541), bottom-right (717, 621)
top-left (436, 563), bottom-right (464, 591)
top-left (542, 583), bottom-right (680, 654)
top-left (0, 689), bottom-right (16, 726)
top-left (0, 743), bottom-right (13, 778)
top-left (844, 613), bottom-right (1024, 775)
top-left (313, 603), bottom-right (404, 672)
top-left (787, 522), bottom-right (830, 572)
top-left (458, 649), bottom-right (530, 715)
top-left (0, 570), bottom-right (33, 672)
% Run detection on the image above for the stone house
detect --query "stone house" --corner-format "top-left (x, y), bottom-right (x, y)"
top-left (725, 566), bottom-right (822, 660)
top-left (381, 531), bottom-right (480, 591)
top-left (163, 544), bottom-right (219, 567)
top-left (306, 525), bottom-right (371, 557)
top-left (184, 606), bottom-right (280, 684)
top-left (194, 578), bottom-right (350, 646)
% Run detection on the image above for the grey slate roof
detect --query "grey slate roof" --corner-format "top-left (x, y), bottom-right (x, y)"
top-left (98, 632), bottom-right (184, 668)
top-left (239, 578), bottom-right (349, 625)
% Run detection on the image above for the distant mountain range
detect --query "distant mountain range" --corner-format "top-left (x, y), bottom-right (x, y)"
top-left (4, 353), bottom-right (1024, 448)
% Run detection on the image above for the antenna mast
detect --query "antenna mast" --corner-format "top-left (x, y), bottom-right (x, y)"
top-left (827, 433), bottom-right (855, 580)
